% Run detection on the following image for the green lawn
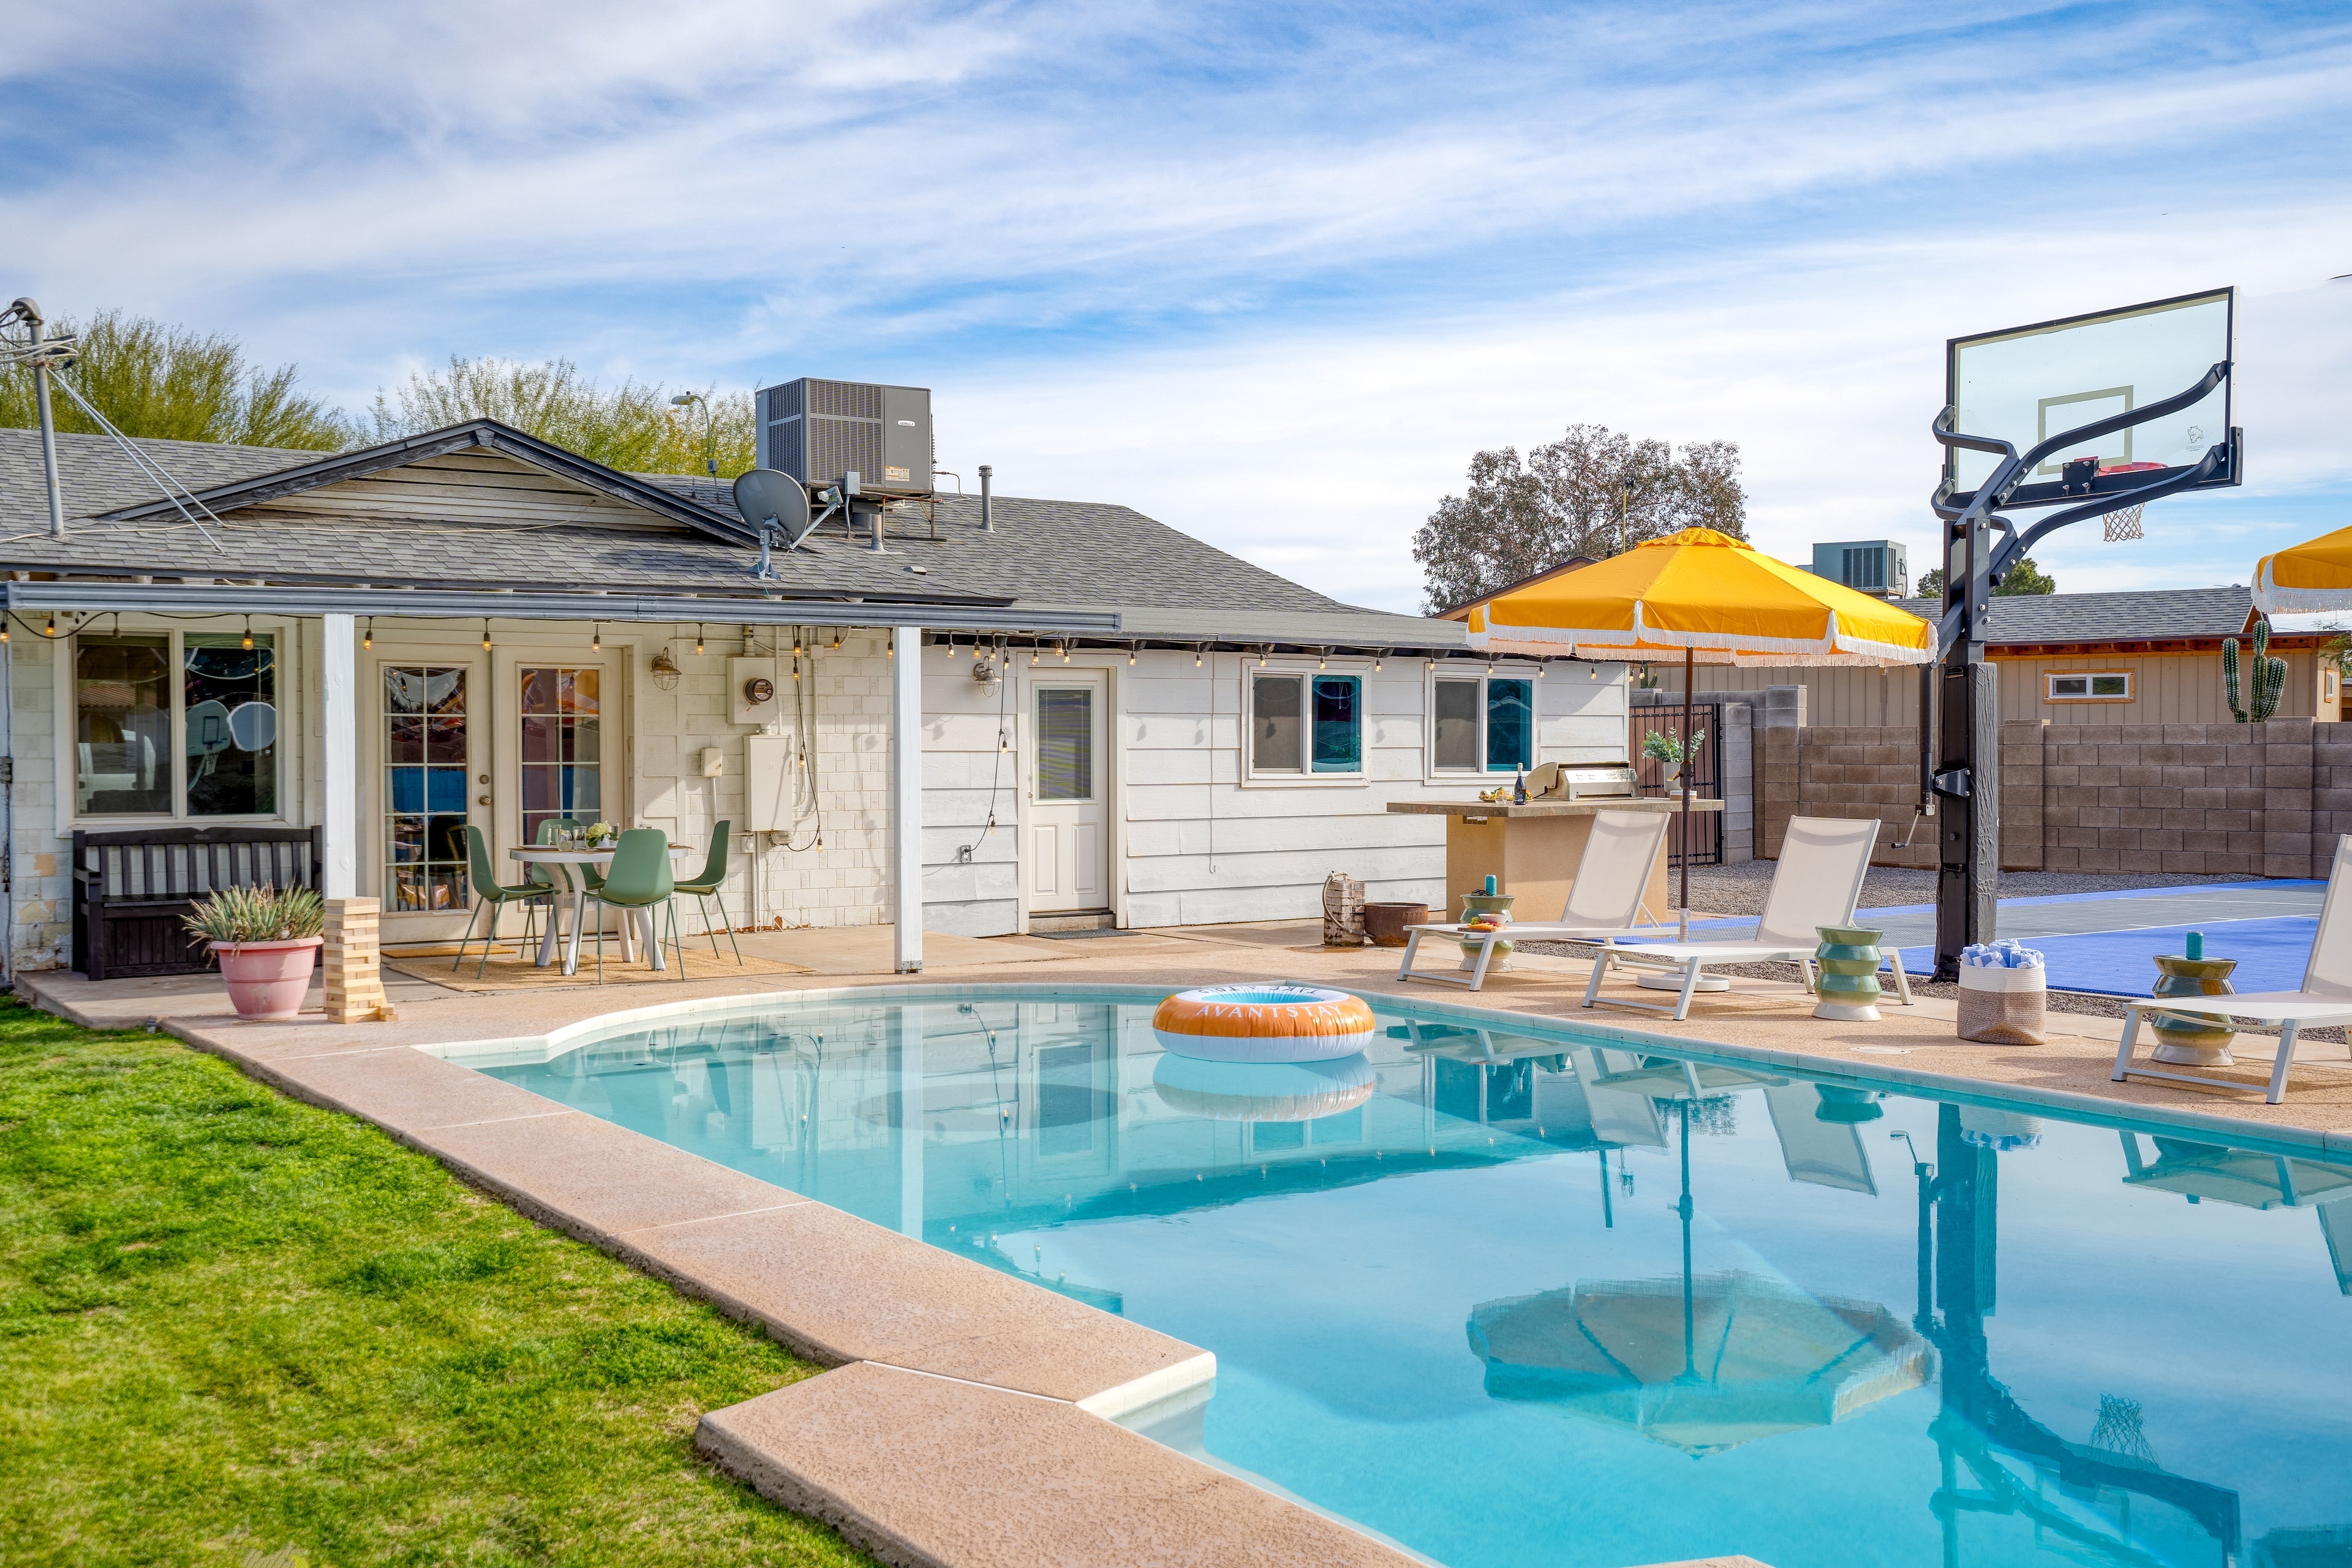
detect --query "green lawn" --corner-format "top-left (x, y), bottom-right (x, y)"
top-left (0, 998), bottom-right (870, 1567)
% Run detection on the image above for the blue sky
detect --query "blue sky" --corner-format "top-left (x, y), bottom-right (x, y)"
top-left (5, 1), bottom-right (2349, 612)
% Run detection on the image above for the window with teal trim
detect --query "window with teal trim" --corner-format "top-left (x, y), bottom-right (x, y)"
top-left (1485, 678), bottom-right (1532, 771)
top-left (1251, 673), bottom-right (1362, 776)
top-left (1310, 676), bottom-right (1360, 772)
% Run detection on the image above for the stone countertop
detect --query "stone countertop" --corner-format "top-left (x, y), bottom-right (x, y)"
top-left (1387, 797), bottom-right (1724, 817)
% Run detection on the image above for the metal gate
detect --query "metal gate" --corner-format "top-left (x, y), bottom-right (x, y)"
top-left (1631, 701), bottom-right (1722, 869)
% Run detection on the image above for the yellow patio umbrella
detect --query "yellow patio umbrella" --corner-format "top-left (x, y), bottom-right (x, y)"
top-left (2253, 523), bottom-right (2352, 616)
top-left (1458, 529), bottom-right (1934, 930)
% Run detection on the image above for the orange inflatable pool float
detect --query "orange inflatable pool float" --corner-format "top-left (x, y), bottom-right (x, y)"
top-left (1151, 983), bottom-right (1378, 1063)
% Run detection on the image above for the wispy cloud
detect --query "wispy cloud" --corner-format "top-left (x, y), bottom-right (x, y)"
top-left (4, 1), bottom-right (2348, 609)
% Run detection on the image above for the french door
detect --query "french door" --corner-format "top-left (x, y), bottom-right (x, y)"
top-left (373, 651), bottom-right (488, 943)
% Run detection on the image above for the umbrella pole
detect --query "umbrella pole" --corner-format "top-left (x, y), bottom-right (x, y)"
top-left (1679, 647), bottom-right (1694, 940)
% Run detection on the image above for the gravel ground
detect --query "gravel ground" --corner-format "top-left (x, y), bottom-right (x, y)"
top-left (1665, 860), bottom-right (2251, 917)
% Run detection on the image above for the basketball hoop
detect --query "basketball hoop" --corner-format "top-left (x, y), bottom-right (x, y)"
top-left (2102, 503), bottom-right (2146, 542)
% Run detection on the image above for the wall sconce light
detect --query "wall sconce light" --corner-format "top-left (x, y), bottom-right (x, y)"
top-left (649, 647), bottom-right (682, 692)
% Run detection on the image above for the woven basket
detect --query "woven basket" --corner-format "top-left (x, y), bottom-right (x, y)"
top-left (1957, 964), bottom-right (2047, 1046)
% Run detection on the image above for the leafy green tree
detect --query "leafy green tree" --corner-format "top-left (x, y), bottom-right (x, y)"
top-left (364, 357), bottom-right (754, 477)
top-left (0, 309), bottom-right (353, 449)
top-left (1412, 423), bottom-right (1746, 612)
top-left (1915, 557), bottom-right (2056, 600)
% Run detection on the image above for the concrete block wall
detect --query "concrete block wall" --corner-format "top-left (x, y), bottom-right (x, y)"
top-left (1760, 715), bottom-right (2340, 878)
top-left (7, 636), bottom-right (66, 972)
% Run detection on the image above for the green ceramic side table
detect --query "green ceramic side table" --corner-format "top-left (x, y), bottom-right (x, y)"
top-left (1457, 892), bottom-right (1515, 972)
top-left (2149, 954), bottom-right (2238, 1065)
top-left (1814, 925), bottom-right (1886, 1021)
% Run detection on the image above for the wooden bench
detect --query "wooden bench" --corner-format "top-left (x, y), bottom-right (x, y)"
top-left (71, 825), bottom-right (325, 981)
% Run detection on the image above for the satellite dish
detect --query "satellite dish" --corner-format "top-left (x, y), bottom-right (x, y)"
top-left (732, 468), bottom-right (815, 549)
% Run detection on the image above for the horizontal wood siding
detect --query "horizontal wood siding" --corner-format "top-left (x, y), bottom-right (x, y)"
top-left (1706, 648), bottom-right (2339, 729)
top-left (242, 452), bottom-right (681, 530)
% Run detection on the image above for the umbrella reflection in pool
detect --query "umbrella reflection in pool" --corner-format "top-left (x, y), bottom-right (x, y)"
top-left (1467, 1072), bottom-right (1933, 1457)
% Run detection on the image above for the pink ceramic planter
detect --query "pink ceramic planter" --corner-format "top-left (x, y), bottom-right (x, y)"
top-left (211, 937), bottom-right (323, 1021)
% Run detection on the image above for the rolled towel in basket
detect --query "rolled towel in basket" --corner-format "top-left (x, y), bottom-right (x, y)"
top-left (1958, 941), bottom-right (2048, 1044)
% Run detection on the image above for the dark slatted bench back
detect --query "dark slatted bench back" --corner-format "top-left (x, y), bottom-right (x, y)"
top-left (72, 825), bottom-right (325, 980)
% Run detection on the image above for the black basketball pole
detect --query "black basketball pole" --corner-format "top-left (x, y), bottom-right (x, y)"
top-left (1926, 364), bottom-right (2237, 980)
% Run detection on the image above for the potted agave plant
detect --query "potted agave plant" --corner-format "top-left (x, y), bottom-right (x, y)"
top-left (183, 883), bottom-right (326, 1022)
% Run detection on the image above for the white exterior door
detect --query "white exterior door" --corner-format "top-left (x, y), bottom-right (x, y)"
top-left (1028, 672), bottom-right (1108, 913)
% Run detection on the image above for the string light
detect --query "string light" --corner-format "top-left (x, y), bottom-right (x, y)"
top-left (1030, 646), bottom-right (1039, 666)
top-left (831, 630), bottom-right (840, 650)
top-left (888, 633), bottom-right (896, 658)
top-left (241, 616), bottom-right (254, 651)
top-left (1128, 645), bottom-right (1137, 665)
top-left (695, 624), bottom-right (705, 656)
top-left (1374, 650), bottom-right (1384, 672)
top-left (362, 617), bottom-right (373, 650)
top-left (1059, 640), bottom-right (1069, 663)
top-left (482, 619), bottom-right (493, 651)
top-left (793, 633), bottom-right (804, 657)
top-left (1317, 650), bottom-right (1327, 670)
top-left (945, 636), bottom-right (957, 661)
top-left (1257, 647), bottom-right (1268, 668)
top-left (590, 622), bottom-right (601, 652)
top-left (1194, 646), bottom-right (1203, 668)
top-left (43, 613), bottom-right (56, 638)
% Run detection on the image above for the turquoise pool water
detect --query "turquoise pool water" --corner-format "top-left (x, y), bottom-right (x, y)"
top-left (464, 990), bottom-right (2352, 1568)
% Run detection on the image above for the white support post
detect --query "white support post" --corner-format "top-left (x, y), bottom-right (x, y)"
top-left (892, 624), bottom-right (923, 973)
top-left (322, 612), bottom-right (358, 899)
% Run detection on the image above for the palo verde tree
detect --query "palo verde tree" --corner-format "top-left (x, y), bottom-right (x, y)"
top-left (0, 309), bottom-right (354, 450)
top-left (364, 357), bottom-right (755, 478)
top-left (1412, 423), bottom-right (1746, 613)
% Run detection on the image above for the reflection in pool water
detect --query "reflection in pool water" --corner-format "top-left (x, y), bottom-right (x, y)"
top-left (464, 992), bottom-right (2352, 1568)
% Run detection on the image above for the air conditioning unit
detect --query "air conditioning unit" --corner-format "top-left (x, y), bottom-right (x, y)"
top-left (756, 378), bottom-right (933, 497)
top-left (1809, 538), bottom-right (1909, 598)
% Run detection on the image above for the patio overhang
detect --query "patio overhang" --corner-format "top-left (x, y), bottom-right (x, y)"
top-left (0, 579), bottom-right (1123, 637)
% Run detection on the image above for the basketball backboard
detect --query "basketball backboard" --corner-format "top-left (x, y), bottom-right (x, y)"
top-left (1943, 286), bottom-right (2236, 511)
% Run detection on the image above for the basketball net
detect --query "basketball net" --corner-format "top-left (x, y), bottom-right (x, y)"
top-left (2102, 503), bottom-right (2146, 542)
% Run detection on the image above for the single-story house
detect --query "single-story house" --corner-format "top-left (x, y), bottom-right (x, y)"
top-left (0, 418), bottom-right (1635, 980)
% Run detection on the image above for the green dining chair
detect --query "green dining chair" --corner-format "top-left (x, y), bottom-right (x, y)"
top-left (673, 821), bottom-right (741, 966)
top-left (456, 825), bottom-right (554, 978)
top-left (589, 827), bottom-right (684, 983)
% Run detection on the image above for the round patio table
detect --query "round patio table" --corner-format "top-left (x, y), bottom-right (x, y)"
top-left (510, 844), bottom-right (697, 976)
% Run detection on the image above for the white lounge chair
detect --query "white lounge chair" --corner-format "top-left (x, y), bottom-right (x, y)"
top-left (2113, 834), bottom-right (2352, 1104)
top-left (1396, 809), bottom-right (1673, 990)
top-left (1584, 815), bottom-right (1910, 1021)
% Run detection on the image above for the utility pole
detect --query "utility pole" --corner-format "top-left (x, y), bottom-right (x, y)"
top-left (2, 299), bottom-right (76, 537)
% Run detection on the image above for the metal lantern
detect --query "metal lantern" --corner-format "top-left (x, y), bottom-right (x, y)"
top-left (648, 647), bottom-right (682, 692)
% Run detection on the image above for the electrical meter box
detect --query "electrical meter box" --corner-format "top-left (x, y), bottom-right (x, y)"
top-left (731, 657), bottom-right (781, 725)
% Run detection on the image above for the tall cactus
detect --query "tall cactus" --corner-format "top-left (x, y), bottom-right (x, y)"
top-left (2224, 619), bottom-right (2288, 723)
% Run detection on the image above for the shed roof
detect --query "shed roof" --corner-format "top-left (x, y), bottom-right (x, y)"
top-left (1890, 586), bottom-right (2258, 646)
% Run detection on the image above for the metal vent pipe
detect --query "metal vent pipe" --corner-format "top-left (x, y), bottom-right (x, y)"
top-left (979, 465), bottom-right (993, 531)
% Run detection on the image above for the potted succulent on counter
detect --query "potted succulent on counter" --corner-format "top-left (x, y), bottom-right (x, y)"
top-left (183, 883), bottom-right (326, 1022)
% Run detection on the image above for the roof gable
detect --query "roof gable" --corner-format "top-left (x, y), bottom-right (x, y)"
top-left (96, 420), bottom-right (752, 545)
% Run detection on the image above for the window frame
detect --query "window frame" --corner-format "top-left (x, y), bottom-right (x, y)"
top-left (1424, 664), bottom-right (1541, 780)
top-left (1240, 660), bottom-right (1370, 787)
top-left (2043, 670), bottom-right (2133, 704)
top-left (59, 618), bottom-right (298, 827)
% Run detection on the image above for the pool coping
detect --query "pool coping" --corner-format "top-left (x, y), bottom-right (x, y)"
top-left (85, 973), bottom-right (2351, 1568)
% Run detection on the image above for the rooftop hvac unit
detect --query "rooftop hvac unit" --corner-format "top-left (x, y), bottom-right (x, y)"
top-left (1809, 538), bottom-right (1909, 598)
top-left (756, 378), bottom-right (933, 497)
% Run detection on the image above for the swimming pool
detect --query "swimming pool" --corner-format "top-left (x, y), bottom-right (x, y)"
top-left (459, 987), bottom-right (2352, 1568)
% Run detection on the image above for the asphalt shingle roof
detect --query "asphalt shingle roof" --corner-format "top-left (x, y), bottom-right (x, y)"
top-left (1893, 586), bottom-right (2255, 645)
top-left (0, 425), bottom-right (1457, 647)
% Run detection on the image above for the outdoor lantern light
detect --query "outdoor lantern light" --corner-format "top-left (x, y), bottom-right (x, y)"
top-left (649, 647), bottom-right (681, 691)
top-left (241, 616), bottom-right (254, 651)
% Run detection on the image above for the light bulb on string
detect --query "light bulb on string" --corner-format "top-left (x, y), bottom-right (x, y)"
top-left (241, 616), bottom-right (254, 652)
top-left (695, 624), bottom-right (705, 657)
top-left (1128, 646), bottom-right (1136, 665)
top-left (482, 619), bottom-right (493, 651)
top-left (1374, 650), bottom-right (1384, 672)
top-left (591, 622), bottom-right (601, 652)
top-left (363, 617), bottom-right (373, 650)
top-left (44, 614), bottom-right (56, 638)
top-left (1194, 646), bottom-right (1202, 668)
